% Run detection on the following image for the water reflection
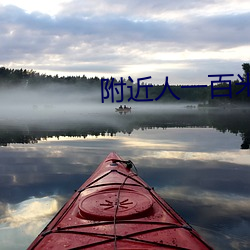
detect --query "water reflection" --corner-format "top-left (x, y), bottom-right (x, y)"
top-left (0, 196), bottom-right (62, 250)
top-left (0, 107), bottom-right (250, 149)
top-left (0, 121), bottom-right (250, 249)
top-left (1, 196), bottom-right (59, 228)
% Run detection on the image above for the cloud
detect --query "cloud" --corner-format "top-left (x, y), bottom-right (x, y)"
top-left (58, 0), bottom-right (231, 19)
top-left (0, 1), bottom-right (250, 83)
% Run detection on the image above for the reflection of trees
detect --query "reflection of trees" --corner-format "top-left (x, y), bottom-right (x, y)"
top-left (241, 139), bottom-right (249, 149)
top-left (0, 109), bottom-right (250, 149)
top-left (0, 131), bottom-right (38, 146)
top-left (202, 109), bottom-right (250, 149)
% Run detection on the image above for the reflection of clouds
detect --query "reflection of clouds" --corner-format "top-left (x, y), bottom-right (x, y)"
top-left (0, 196), bottom-right (59, 231)
top-left (0, 196), bottom-right (62, 250)
top-left (153, 150), bottom-right (250, 167)
top-left (194, 223), bottom-right (250, 250)
top-left (0, 202), bottom-right (7, 218)
top-left (4, 128), bottom-right (246, 171)
top-left (157, 186), bottom-right (250, 216)
top-left (157, 186), bottom-right (250, 249)
top-left (120, 138), bottom-right (184, 150)
top-left (117, 127), bottom-right (243, 152)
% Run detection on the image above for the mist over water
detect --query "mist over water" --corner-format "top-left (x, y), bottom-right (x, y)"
top-left (0, 84), bottom-right (201, 128)
top-left (0, 85), bottom-right (108, 122)
top-left (0, 84), bottom-right (250, 149)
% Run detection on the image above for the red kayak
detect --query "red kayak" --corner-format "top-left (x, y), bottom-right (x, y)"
top-left (28, 152), bottom-right (213, 249)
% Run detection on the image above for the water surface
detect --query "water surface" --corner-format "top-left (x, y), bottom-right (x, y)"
top-left (0, 107), bottom-right (250, 249)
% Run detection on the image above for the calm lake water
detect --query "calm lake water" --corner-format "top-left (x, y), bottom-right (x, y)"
top-left (0, 105), bottom-right (250, 249)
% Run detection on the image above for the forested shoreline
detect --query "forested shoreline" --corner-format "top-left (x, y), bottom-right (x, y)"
top-left (0, 64), bottom-right (250, 104)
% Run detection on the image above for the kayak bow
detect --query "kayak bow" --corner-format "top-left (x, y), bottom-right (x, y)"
top-left (28, 152), bottom-right (213, 249)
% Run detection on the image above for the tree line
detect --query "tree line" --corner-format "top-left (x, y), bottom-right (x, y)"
top-left (0, 64), bottom-right (249, 104)
top-left (0, 67), bottom-right (101, 89)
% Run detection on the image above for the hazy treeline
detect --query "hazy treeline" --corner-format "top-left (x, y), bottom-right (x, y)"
top-left (0, 64), bottom-right (250, 104)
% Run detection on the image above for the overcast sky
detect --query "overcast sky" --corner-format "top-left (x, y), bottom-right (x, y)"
top-left (0, 0), bottom-right (250, 84)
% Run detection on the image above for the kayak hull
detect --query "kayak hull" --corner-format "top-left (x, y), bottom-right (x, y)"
top-left (28, 152), bottom-right (213, 249)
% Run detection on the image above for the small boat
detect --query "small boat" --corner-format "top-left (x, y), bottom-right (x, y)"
top-left (115, 106), bottom-right (131, 113)
top-left (28, 152), bottom-right (213, 249)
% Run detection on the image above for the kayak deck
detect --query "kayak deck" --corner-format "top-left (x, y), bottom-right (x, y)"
top-left (28, 152), bottom-right (213, 249)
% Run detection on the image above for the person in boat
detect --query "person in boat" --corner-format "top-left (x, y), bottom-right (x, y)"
top-left (119, 105), bottom-right (123, 109)
top-left (124, 105), bottom-right (127, 109)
